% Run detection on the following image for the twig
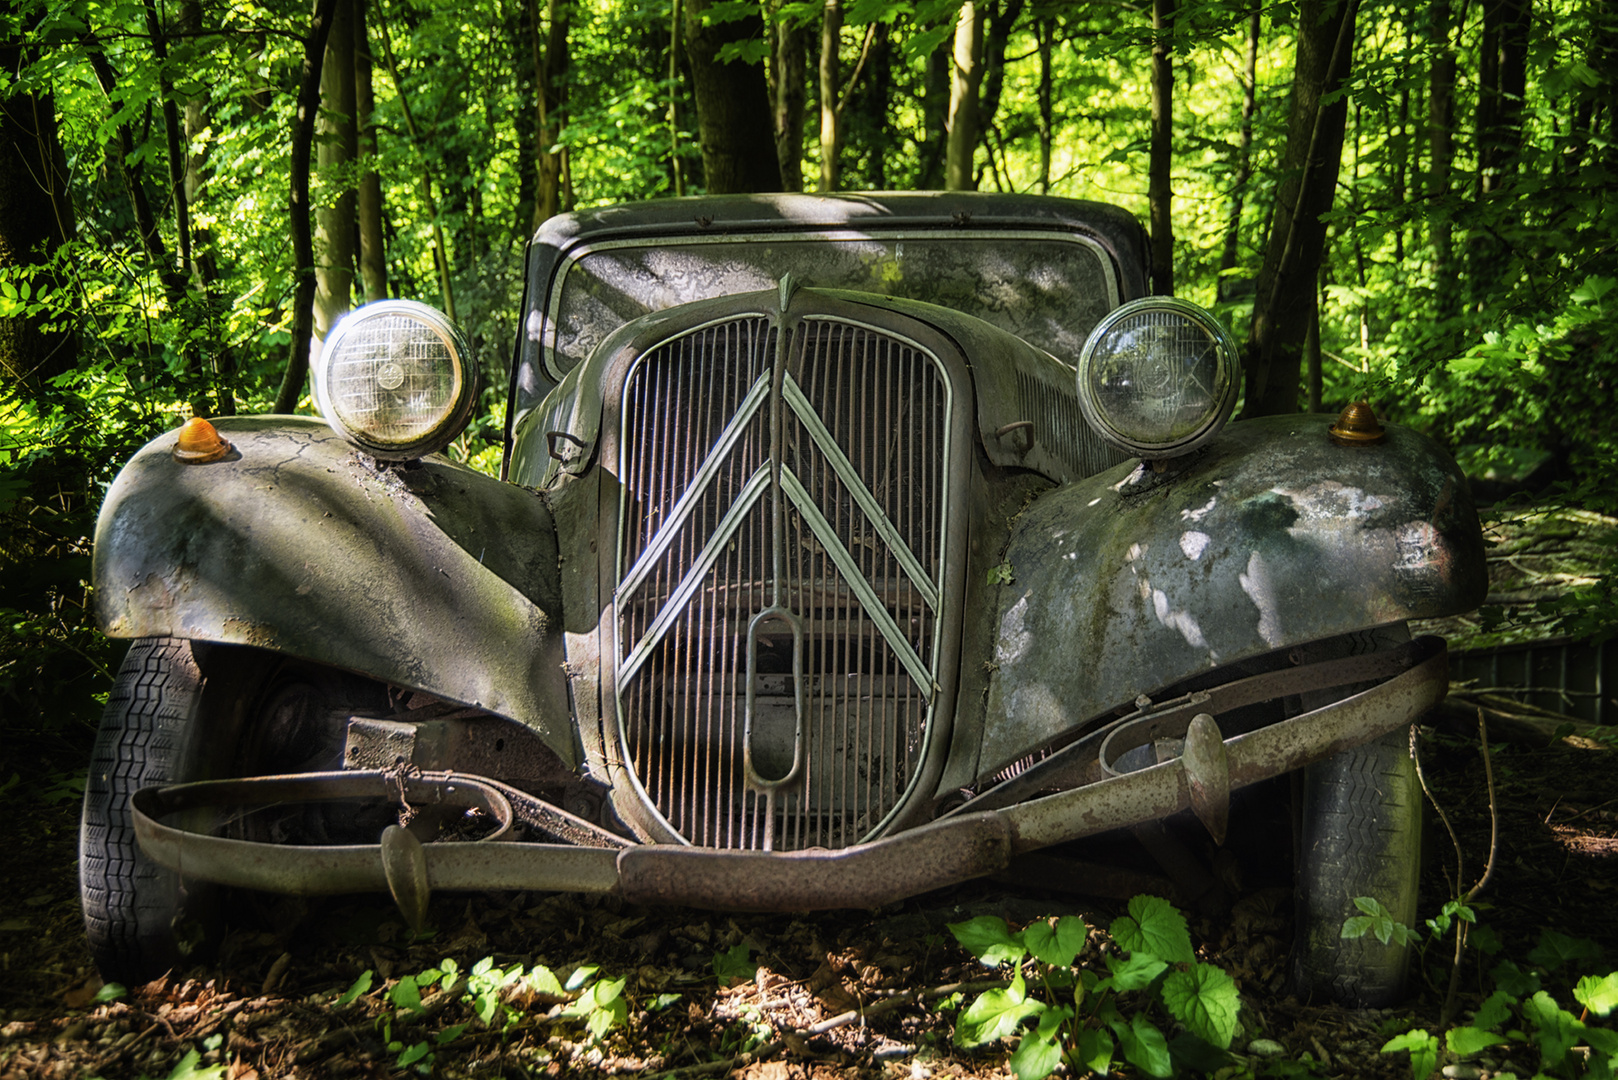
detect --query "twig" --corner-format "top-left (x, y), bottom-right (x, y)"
top-left (1440, 709), bottom-right (1501, 1026)
top-left (640, 978), bottom-right (1009, 1079)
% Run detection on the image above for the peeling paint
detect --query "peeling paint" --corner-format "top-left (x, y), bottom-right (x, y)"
top-left (1152, 587), bottom-right (1208, 649)
top-left (996, 591), bottom-right (1034, 667)
top-left (1239, 551), bottom-right (1283, 646)
top-left (1181, 496), bottom-right (1217, 522)
top-left (1180, 531), bottom-right (1210, 560)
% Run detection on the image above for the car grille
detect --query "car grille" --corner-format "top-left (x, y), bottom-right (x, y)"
top-left (613, 313), bottom-right (955, 850)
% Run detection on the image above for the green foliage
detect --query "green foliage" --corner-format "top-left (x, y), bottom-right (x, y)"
top-left (1349, 899), bottom-right (1618, 1079)
top-left (712, 942), bottom-right (758, 986)
top-left (949, 896), bottom-right (1240, 1080)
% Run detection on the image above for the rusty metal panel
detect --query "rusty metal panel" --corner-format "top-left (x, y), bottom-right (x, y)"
top-left (981, 415), bottom-right (1487, 776)
top-left (93, 418), bottom-right (576, 762)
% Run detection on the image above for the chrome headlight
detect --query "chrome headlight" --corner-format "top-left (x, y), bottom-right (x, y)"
top-left (1075, 297), bottom-right (1239, 458)
top-left (314, 300), bottom-right (475, 460)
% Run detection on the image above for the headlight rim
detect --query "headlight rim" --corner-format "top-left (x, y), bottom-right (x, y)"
top-left (1075, 295), bottom-right (1240, 459)
top-left (314, 299), bottom-right (476, 461)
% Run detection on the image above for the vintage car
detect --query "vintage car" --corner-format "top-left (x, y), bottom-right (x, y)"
top-left (83, 192), bottom-right (1486, 1007)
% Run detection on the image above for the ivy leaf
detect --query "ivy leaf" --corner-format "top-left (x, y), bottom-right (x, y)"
top-left (956, 971), bottom-right (1044, 1048)
top-left (1112, 895), bottom-right (1194, 964)
top-left (1104, 952), bottom-right (1169, 992)
top-left (1575, 972), bottom-right (1618, 1016)
top-left (1009, 1012), bottom-right (1068, 1080)
top-left (1381, 1029), bottom-right (1439, 1080)
top-left (1076, 1025), bottom-right (1115, 1073)
top-left (1447, 1026), bottom-right (1510, 1056)
top-left (1528, 929), bottom-right (1603, 971)
top-left (1112, 1012), bottom-right (1172, 1078)
top-left (949, 916), bottom-right (1028, 966)
top-left (1524, 990), bottom-right (1585, 1068)
top-left (1492, 959), bottom-right (1543, 998)
top-left (1473, 988), bottom-right (1517, 1030)
top-left (1161, 962), bottom-right (1241, 1049)
top-left (712, 944), bottom-right (756, 986)
top-left (1024, 916), bottom-right (1087, 969)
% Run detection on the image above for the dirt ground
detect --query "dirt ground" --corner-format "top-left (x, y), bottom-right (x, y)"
top-left (0, 705), bottom-right (1613, 1080)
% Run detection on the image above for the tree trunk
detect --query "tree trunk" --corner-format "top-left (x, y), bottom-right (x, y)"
top-left (1476, 0), bottom-right (1530, 196)
top-left (533, 0), bottom-right (570, 227)
top-left (1148, 0), bottom-right (1175, 296)
top-left (1036, 18), bottom-right (1053, 194)
top-left (857, 23), bottom-right (891, 188)
top-left (315, 0), bottom-right (358, 343)
top-left (0, 38), bottom-right (77, 390)
top-left (945, 0), bottom-right (984, 191)
top-left (819, 0), bottom-right (842, 191)
top-left (769, 2), bottom-right (806, 192)
top-left (1428, 0), bottom-right (1457, 319)
top-left (274, 0), bottom-right (340, 415)
top-left (1218, 4), bottom-right (1260, 295)
top-left (919, 40), bottom-right (949, 188)
top-left (1243, 0), bottom-right (1358, 418)
top-left (355, 0), bottom-right (387, 303)
top-left (977, 0), bottom-right (1023, 149)
top-left (683, 0), bottom-right (783, 193)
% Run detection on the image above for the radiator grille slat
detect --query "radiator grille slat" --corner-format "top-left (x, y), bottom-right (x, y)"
top-left (615, 314), bottom-right (951, 850)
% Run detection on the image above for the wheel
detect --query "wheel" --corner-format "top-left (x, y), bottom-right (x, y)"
top-left (1290, 724), bottom-right (1423, 1007)
top-left (81, 639), bottom-right (237, 984)
top-left (80, 638), bottom-right (388, 984)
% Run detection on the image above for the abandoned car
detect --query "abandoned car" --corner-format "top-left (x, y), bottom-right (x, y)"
top-left (83, 192), bottom-right (1487, 1006)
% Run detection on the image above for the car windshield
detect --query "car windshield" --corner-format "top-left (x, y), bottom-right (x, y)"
top-left (523, 230), bottom-right (1123, 399)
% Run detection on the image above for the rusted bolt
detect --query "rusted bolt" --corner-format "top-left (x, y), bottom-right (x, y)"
top-left (1328, 401), bottom-right (1386, 446)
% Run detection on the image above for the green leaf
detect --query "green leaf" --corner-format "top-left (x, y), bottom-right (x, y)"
top-left (1381, 1029), bottom-right (1438, 1080)
top-left (434, 1023), bottom-right (466, 1044)
top-left (1474, 988), bottom-right (1517, 1030)
top-left (949, 916), bottom-right (1028, 966)
top-left (1576, 972), bottom-right (1618, 1016)
top-left (1113, 896), bottom-right (1194, 964)
top-left (389, 976), bottom-right (424, 1015)
top-left (1024, 915), bottom-right (1087, 968)
top-left (163, 1049), bottom-right (226, 1080)
top-left (1160, 963), bottom-right (1241, 1049)
top-left (1113, 1013), bottom-right (1172, 1078)
top-left (956, 975), bottom-right (1044, 1048)
top-left (1010, 1024), bottom-right (1064, 1080)
top-left (1104, 952), bottom-right (1169, 992)
top-left (396, 1041), bottom-right (431, 1067)
top-left (1492, 959), bottom-right (1543, 998)
top-left (712, 943), bottom-right (757, 985)
top-left (1076, 1025), bottom-right (1115, 1073)
top-left (528, 965), bottom-right (565, 997)
top-left (93, 982), bottom-right (127, 1004)
top-left (335, 970), bottom-right (373, 1006)
top-left (1447, 1026), bottom-right (1509, 1056)
top-left (1524, 990), bottom-right (1585, 1067)
top-left (1528, 929), bottom-right (1603, 971)
top-left (565, 964), bottom-right (600, 992)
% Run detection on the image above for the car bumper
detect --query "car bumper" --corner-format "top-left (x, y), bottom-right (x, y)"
top-left (133, 636), bottom-right (1447, 918)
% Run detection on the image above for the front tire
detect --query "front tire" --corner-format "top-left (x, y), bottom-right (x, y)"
top-left (80, 638), bottom-right (386, 984)
top-left (80, 639), bottom-right (233, 984)
top-left (1290, 725), bottom-right (1423, 1007)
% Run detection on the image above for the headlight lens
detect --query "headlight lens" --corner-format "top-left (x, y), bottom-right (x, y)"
top-left (314, 300), bottom-right (475, 459)
top-left (1075, 297), bottom-right (1239, 458)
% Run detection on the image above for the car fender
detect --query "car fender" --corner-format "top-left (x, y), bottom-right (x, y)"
top-left (977, 413), bottom-right (1487, 776)
top-left (94, 417), bottom-right (576, 763)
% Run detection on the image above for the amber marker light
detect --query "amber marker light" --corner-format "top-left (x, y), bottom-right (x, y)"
top-left (172, 417), bottom-right (233, 464)
top-left (1328, 401), bottom-right (1387, 446)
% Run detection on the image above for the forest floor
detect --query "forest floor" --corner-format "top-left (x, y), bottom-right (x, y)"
top-left (1, 510), bottom-right (1615, 1080)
